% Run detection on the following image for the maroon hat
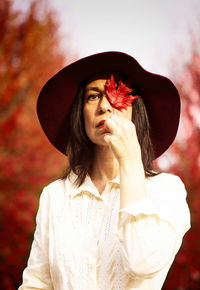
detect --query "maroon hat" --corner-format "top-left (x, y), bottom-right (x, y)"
top-left (37, 51), bottom-right (180, 158)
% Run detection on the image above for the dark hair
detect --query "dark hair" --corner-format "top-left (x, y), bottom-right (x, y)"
top-left (62, 74), bottom-right (158, 187)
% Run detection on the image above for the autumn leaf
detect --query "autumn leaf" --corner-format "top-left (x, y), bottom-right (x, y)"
top-left (0, 0), bottom-right (72, 287)
top-left (105, 74), bottom-right (139, 109)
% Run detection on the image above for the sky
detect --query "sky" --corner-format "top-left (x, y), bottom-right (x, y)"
top-left (13, 0), bottom-right (199, 76)
top-left (48, 0), bottom-right (200, 77)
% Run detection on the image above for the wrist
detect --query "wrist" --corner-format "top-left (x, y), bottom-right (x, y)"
top-left (119, 160), bottom-right (147, 206)
top-left (119, 155), bottom-right (143, 170)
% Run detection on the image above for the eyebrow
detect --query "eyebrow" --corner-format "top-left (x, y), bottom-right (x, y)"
top-left (85, 87), bottom-right (104, 94)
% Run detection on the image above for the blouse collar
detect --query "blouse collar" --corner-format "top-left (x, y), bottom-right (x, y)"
top-left (65, 171), bottom-right (120, 199)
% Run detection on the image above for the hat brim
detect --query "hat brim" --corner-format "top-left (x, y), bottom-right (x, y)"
top-left (37, 51), bottom-right (180, 158)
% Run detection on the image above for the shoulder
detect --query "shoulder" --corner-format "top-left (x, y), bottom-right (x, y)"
top-left (146, 172), bottom-right (187, 199)
top-left (44, 178), bottom-right (66, 192)
top-left (39, 179), bottom-right (66, 204)
top-left (148, 172), bottom-right (183, 184)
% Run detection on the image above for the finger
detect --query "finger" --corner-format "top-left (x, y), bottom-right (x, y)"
top-left (104, 134), bottom-right (116, 152)
top-left (104, 134), bottom-right (120, 160)
top-left (112, 114), bottom-right (135, 133)
top-left (111, 114), bottom-right (130, 125)
top-left (104, 134), bottom-right (111, 144)
top-left (104, 117), bottom-right (118, 134)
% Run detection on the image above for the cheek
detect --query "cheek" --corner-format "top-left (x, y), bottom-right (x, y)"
top-left (83, 109), bottom-right (88, 129)
top-left (83, 107), bottom-right (93, 134)
top-left (127, 107), bottom-right (133, 120)
top-left (118, 107), bottom-right (133, 120)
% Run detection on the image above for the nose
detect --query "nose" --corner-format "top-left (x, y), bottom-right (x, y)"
top-left (98, 94), bottom-right (112, 114)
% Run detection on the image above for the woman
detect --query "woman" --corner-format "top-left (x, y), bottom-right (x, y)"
top-left (19, 51), bottom-right (190, 290)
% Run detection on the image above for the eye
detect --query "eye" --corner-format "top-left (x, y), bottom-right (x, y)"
top-left (87, 94), bottom-right (101, 101)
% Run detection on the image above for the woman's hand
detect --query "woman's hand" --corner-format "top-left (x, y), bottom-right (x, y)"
top-left (104, 114), bottom-right (146, 206)
top-left (104, 114), bottom-right (142, 166)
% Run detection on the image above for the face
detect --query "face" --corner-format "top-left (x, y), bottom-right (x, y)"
top-left (83, 78), bottom-right (133, 146)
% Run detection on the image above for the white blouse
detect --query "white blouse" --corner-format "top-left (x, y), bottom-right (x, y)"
top-left (19, 172), bottom-right (190, 290)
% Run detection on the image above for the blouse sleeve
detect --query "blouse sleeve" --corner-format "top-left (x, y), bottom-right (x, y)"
top-left (116, 173), bottom-right (191, 279)
top-left (18, 187), bottom-right (53, 290)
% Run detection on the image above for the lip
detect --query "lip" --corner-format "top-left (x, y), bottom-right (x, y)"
top-left (98, 124), bottom-right (106, 129)
top-left (96, 120), bottom-right (106, 128)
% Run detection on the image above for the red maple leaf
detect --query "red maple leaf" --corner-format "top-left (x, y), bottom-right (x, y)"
top-left (105, 74), bottom-right (139, 109)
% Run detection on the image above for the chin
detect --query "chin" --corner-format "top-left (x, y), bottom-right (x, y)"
top-left (92, 137), bottom-right (109, 147)
top-left (89, 132), bottom-right (111, 147)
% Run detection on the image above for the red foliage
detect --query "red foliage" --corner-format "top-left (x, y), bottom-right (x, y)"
top-left (160, 52), bottom-right (200, 289)
top-left (105, 74), bottom-right (139, 109)
top-left (0, 0), bottom-right (73, 288)
top-left (1, 1), bottom-right (199, 288)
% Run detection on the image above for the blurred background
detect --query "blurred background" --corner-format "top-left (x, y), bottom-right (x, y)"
top-left (0, 0), bottom-right (199, 289)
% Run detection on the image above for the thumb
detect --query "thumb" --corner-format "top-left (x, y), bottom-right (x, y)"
top-left (104, 134), bottom-right (111, 144)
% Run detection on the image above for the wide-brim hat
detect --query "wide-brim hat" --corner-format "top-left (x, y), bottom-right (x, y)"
top-left (37, 51), bottom-right (180, 159)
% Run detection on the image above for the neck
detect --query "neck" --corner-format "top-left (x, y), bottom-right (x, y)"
top-left (90, 145), bottom-right (119, 182)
